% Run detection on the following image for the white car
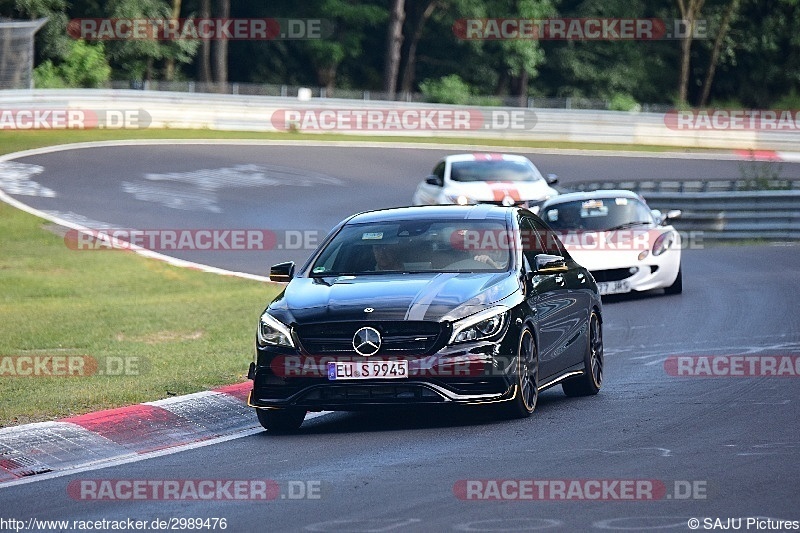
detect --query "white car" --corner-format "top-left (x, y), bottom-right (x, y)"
top-left (412, 153), bottom-right (559, 208)
top-left (539, 190), bottom-right (683, 296)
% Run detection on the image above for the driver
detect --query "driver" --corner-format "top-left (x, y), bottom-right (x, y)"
top-left (372, 243), bottom-right (404, 271)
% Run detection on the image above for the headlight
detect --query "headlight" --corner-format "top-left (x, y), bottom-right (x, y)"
top-left (257, 312), bottom-right (294, 348)
top-left (449, 306), bottom-right (509, 344)
top-left (446, 194), bottom-right (476, 206)
top-left (652, 231), bottom-right (675, 256)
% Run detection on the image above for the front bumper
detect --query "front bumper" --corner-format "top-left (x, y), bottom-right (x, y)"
top-left (592, 254), bottom-right (680, 293)
top-left (248, 377), bottom-right (517, 411)
top-left (248, 343), bottom-right (518, 411)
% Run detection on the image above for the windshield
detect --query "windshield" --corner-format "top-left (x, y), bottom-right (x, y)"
top-left (542, 197), bottom-right (655, 231)
top-left (310, 219), bottom-right (511, 276)
top-left (450, 160), bottom-right (543, 183)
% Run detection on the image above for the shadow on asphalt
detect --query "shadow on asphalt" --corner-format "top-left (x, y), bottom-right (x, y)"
top-left (256, 389), bottom-right (578, 436)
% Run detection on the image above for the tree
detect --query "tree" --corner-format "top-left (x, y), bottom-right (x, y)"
top-left (399, 0), bottom-right (436, 95)
top-left (164, 0), bottom-right (182, 81)
top-left (212, 0), bottom-right (228, 85)
top-left (33, 39), bottom-right (111, 87)
top-left (104, 0), bottom-right (197, 81)
top-left (698, 0), bottom-right (740, 106)
top-left (299, 0), bottom-right (386, 92)
top-left (5, 0), bottom-right (71, 62)
top-left (382, 0), bottom-right (405, 98)
top-left (676, 0), bottom-right (706, 104)
top-left (197, 0), bottom-right (211, 82)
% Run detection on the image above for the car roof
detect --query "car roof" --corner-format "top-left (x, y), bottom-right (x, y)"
top-left (541, 189), bottom-right (644, 207)
top-left (442, 153), bottom-right (532, 164)
top-left (346, 204), bottom-right (513, 224)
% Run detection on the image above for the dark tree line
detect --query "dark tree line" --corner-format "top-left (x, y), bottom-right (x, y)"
top-left (2, 0), bottom-right (798, 108)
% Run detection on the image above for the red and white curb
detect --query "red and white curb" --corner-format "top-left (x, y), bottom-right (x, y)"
top-left (0, 382), bottom-right (279, 487)
top-left (733, 150), bottom-right (800, 162)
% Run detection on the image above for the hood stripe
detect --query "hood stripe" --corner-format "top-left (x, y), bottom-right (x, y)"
top-left (404, 273), bottom-right (460, 321)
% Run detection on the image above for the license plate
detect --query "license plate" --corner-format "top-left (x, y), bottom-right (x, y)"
top-left (327, 360), bottom-right (409, 380)
top-left (597, 280), bottom-right (631, 295)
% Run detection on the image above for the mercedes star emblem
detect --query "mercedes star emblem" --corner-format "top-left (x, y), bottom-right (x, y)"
top-left (353, 326), bottom-right (381, 356)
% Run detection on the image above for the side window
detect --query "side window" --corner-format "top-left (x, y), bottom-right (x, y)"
top-left (530, 217), bottom-right (565, 256)
top-left (432, 162), bottom-right (445, 185)
top-left (519, 218), bottom-right (545, 268)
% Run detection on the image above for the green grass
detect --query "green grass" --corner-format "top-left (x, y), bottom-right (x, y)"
top-left (0, 204), bottom-right (280, 427)
top-left (0, 128), bottom-right (724, 157)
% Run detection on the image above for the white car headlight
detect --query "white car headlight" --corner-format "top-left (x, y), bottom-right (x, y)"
top-left (257, 312), bottom-right (295, 348)
top-left (446, 194), bottom-right (476, 205)
top-left (449, 306), bottom-right (509, 344)
top-left (652, 231), bottom-right (675, 256)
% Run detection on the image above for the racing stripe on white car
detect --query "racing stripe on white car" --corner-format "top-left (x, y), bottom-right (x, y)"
top-left (487, 181), bottom-right (522, 203)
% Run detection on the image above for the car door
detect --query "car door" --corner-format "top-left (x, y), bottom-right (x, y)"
top-left (520, 217), bottom-right (575, 376)
top-left (414, 161), bottom-right (445, 205)
top-left (530, 217), bottom-right (591, 369)
top-left (519, 217), bottom-right (571, 380)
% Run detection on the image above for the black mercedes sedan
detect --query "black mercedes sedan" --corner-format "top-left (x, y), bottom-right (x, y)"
top-left (248, 205), bottom-right (603, 432)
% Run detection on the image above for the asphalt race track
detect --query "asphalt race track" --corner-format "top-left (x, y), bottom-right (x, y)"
top-left (2, 142), bottom-right (799, 532)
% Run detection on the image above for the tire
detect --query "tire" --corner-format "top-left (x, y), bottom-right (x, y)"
top-left (562, 311), bottom-right (603, 397)
top-left (256, 408), bottom-right (306, 433)
top-left (500, 326), bottom-right (539, 419)
top-left (664, 264), bottom-right (683, 295)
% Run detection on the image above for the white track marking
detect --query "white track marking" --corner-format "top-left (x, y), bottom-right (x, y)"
top-left (0, 161), bottom-right (54, 197)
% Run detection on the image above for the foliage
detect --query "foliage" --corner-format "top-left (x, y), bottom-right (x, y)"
top-left (608, 93), bottom-right (641, 112)
top-left (103, 0), bottom-right (197, 80)
top-left (420, 74), bottom-right (473, 104)
top-left (32, 40), bottom-right (111, 88)
top-left (738, 154), bottom-right (787, 190)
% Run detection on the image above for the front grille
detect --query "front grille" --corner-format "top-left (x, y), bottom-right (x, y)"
top-left (300, 384), bottom-right (445, 403)
top-left (295, 321), bottom-right (446, 356)
top-left (591, 268), bottom-right (634, 283)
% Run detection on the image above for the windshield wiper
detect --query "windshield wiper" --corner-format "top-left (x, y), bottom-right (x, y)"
top-left (604, 221), bottom-right (651, 232)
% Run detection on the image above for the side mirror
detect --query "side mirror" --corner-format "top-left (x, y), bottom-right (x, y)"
top-left (269, 261), bottom-right (295, 282)
top-left (425, 175), bottom-right (442, 186)
top-left (546, 173), bottom-right (559, 185)
top-left (663, 209), bottom-right (682, 225)
top-left (534, 254), bottom-right (567, 273)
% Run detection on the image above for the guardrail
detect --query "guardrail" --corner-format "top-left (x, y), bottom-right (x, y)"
top-left (565, 180), bottom-right (800, 241)
top-left (0, 89), bottom-right (798, 150)
top-left (104, 80), bottom-right (674, 112)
